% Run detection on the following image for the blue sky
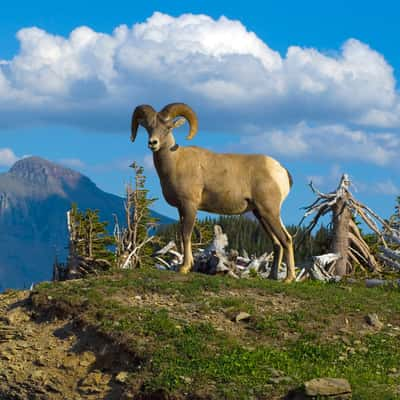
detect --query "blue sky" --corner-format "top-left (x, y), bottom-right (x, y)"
top-left (0, 0), bottom-right (399, 224)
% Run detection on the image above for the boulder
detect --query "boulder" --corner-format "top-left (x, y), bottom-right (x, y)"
top-left (365, 313), bottom-right (384, 330)
top-left (304, 378), bottom-right (351, 398)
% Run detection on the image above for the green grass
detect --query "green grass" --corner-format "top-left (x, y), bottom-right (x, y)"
top-left (32, 268), bottom-right (400, 399)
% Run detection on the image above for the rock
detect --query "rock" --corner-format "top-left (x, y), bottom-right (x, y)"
top-left (79, 351), bottom-right (96, 367)
top-left (268, 376), bottom-right (293, 385)
top-left (0, 325), bottom-right (21, 342)
top-left (34, 356), bottom-right (46, 367)
top-left (115, 371), bottom-right (129, 384)
top-left (233, 312), bottom-right (251, 323)
top-left (267, 367), bottom-right (284, 377)
top-left (341, 337), bottom-right (351, 346)
top-left (0, 351), bottom-right (14, 361)
top-left (366, 279), bottom-right (387, 288)
top-left (45, 382), bottom-right (62, 393)
top-left (358, 346), bottom-right (369, 354)
top-left (79, 371), bottom-right (110, 394)
top-left (304, 378), bottom-right (351, 398)
top-left (30, 370), bottom-right (45, 381)
top-left (5, 308), bottom-right (30, 325)
top-left (62, 355), bottom-right (80, 370)
top-left (179, 375), bottom-right (193, 384)
top-left (365, 313), bottom-right (384, 329)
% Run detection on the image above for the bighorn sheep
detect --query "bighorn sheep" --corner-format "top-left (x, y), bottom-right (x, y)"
top-left (131, 103), bottom-right (296, 282)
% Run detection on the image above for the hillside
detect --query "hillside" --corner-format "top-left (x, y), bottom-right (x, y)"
top-left (0, 157), bottom-right (174, 290)
top-left (0, 269), bottom-right (399, 399)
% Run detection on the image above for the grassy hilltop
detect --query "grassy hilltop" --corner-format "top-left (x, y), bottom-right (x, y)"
top-left (1, 268), bottom-right (400, 399)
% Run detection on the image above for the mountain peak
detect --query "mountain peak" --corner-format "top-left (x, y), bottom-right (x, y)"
top-left (9, 156), bottom-right (81, 185)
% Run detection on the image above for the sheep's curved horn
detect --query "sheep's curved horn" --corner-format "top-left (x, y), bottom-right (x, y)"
top-left (131, 105), bottom-right (156, 142)
top-left (159, 103), bottom-right (198, 140)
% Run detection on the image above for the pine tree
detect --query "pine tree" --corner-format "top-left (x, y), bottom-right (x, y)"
top-left (387, 196), bottom-right (400, 250)
top-left (157, 214), bottom-right (332, 262)
top-left (390, 196), bottom-right (400, 230)
top-left (69, 203), bottom-right (115, 263)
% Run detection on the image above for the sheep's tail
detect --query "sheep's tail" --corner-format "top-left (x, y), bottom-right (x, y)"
top-left (285, 168), bottom-right (293, 188)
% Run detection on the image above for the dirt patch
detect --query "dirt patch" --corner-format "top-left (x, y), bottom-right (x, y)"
top-left (107, 286), bottom-right (303, 345)
top-left (0, 290), bottom-right (138, 400)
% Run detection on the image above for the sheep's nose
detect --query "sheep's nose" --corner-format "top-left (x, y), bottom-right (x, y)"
top-left (148, 139), bottom-right (159, 147)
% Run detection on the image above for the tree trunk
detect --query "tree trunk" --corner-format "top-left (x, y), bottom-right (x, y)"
top-left (331, 194), bottom-right (351, 276)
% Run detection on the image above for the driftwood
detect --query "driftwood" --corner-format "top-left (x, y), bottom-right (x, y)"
top-left (377, 223), bottom-right (400, 270)
top-left (296, 253), bottom-right (341, 282)
top-left (154, 225), bottom-right (341, 282)
top-left (65, 256), bottom-right (111, 279)
top-left (153, 241), bottom-right (183, 270)
top-left (53, 253), bottom-right (112, 281)
top-left (154, 224), bottom-right (287, 280)
top-left (377, 250), bottom-right (400, 271)
top-left (385, 230), bottom-right (400, 246)
top-left (365, 278), bottom-right (400, 288)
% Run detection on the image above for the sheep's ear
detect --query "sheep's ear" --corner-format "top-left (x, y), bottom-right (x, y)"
top-left (173, 117), bottom-right (186, 128)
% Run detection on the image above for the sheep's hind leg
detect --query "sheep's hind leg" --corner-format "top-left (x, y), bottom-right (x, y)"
top-left (253, 210), bottom-right (283, 280)
top-left (254, 206), bottom-right (296, 283)
top-left (178, 205), bottom-right (197, 274)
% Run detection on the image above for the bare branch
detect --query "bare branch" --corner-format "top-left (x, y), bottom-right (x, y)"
top-left (377, 253), bottom-right (400, 270)
top-left (309, 181), bottom-right (336, 199)
top-left (379, 246), bottom-right (400, 262)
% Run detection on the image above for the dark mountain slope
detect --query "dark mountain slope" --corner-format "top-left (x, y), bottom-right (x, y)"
top-left (0, 156), bottom-right (173, 290)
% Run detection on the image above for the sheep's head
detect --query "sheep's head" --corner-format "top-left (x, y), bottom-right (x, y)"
top-left (131, 103), bottom-right (198, 152)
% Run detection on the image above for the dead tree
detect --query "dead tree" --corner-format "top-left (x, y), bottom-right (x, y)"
top-left (300, 174), bottom-right (393, 276)
top-left (114, 163), bottom-right (158, 269)
top-left (65, 207), bottom-right (82, 278)
top-left (378, 223), bottom-right (400, 270)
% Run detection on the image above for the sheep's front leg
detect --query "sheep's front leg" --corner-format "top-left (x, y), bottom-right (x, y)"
top-left (178, 204), bottom-right (197, 274)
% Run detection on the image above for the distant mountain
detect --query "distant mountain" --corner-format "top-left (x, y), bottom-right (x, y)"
top-left (0, 156), bottom-right (174, 291)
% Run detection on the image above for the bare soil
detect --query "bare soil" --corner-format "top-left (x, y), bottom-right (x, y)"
top-left (0, 290), bottom-right (131, 400)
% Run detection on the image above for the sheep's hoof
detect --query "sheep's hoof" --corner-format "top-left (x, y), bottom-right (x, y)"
top-left (179, 265), bottom-right (191, 274)
top-left (283, 276), bottom-right (295, 284)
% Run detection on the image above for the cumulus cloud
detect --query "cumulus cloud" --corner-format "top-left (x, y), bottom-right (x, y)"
top-left (142, 154), bottom-right (155, 171)
top-left (304, 166), bottom-right (399, 197)
top-left (307, 164), bottom-right (343, 188)
top-left (0, 12), bottom-right (398, 130)
top-left (0, 148), bottom-right (19, 167)
top-left (0, 12), bottom-right (399, 166)
top-left (241, 122), bottom-right (399, 166)
top-left (372, 179), bottom-right (400, 195)
top-left (58, 158), bottom-right (86, 169)
top-left (348, 178), bottom-right (399, 196)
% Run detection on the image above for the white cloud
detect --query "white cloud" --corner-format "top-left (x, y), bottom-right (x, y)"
top-left (0, 148), bottom-right (19, 167)
top-left (58, 158), bottom-right (86, 169)
top-left (305, 167), bottom-right (399, 197)
top-left (143, 154), bottom-right (155, 171)
top-left (241, 122), bottom-right (399, 166)
top-left (0, 12), bottom-right (399, 168)
top-left (0, 12), bottom-right (398, 132)
top-left (373, 179), bottom-right (400, 196)
top-left (85, 157), bottom-right (151, 173)
top-left (307, 164), bottom-right (343, 188)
